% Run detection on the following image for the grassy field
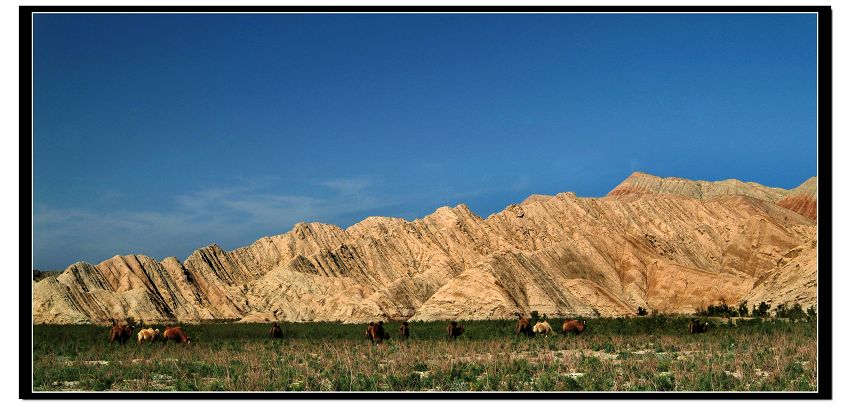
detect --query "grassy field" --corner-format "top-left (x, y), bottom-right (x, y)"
top-left (31, 316), bottom-right (817, 392)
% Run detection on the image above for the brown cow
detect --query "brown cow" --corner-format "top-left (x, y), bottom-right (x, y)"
top-left (562, 319), bottom-right (587, 335)
top-left (515, 317), bottom-right (534, 337)
top-left (270, 322), bottom-right (283, 339)
top-left (109, 321), bottom-right (133, 345)
top-left (399, 321), bottom-right (410, 339)
top-left (366, 321), bottom-right (388, 345)
top-left (688, 319), bottom-right (709, 334)
top-left (447, 321), bottom-right (465, 340)
top-left (162, 326), bottom-right (191, 344)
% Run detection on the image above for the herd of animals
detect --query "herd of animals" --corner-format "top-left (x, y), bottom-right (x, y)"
top-left (108, 317), bottom-right (712, 346)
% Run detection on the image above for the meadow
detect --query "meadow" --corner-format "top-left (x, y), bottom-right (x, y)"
top-left (32, 316), bottom-right (817, 392)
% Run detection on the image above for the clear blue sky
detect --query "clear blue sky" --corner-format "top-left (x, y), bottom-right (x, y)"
top-left (33, 13), bottom-right (818, 270)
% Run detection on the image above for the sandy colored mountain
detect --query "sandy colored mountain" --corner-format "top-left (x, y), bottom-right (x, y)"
top-left (33, 172), bottom-right (819, 324)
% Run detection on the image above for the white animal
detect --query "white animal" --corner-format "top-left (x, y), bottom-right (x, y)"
top-left (137, 328), bottom-right (160, 344)
top-left (532, 321), bottom-right (552, 336)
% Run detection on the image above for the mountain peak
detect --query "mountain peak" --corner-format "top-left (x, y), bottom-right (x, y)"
top-left (608, 171), bottom-right (788, 202)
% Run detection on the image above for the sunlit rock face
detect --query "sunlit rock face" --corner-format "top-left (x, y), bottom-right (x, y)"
top-left (33, 172), bottom-right (818, 324)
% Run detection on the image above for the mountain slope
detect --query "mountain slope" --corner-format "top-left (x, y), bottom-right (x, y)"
top-left (33, 172), bottom-right (819, 324)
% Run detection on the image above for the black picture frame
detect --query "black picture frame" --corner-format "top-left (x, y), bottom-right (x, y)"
top-left (20, 4), bottom-right (832, 400)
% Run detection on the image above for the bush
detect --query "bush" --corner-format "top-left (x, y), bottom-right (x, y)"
top-left (776, 303), bottom-right (805, 320)
top-left (695, 299), bottom-right (737, 317)
top-left (737, 300), bottom-right (748, 317)
top-left (806, 305), bottom-right (817, 321)
top-left (752, 302), bottom-right (771, 318)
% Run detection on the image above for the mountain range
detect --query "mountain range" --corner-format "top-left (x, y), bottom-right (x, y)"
top-left (32, 172), bottom-right (818, 324)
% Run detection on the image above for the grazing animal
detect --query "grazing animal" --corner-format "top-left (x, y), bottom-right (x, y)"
top-left (688, 319), bottom-right (709, 334)
top-left (366, 321), bottom-right (388, 345)
top-left (136, 328), bottom-right (160, 344)
top-left (447, 321), bottom-right (465, 340)
top-left (399, 321), bottom-right (410, 339)
top-left (109, 321), bottom-right (133, 345)
top-left (162, 326), bottom-right (191, 344)
top-left (366, 322), bottom-right (374, 340)
top-left (270, 322), bottom-right (283, 339)
top-left (532, 321), bottom-right (552, 336)
top-left (515, 317), bottom-right (534, 337)
top-left (562, 319), bottom-right (587, 335)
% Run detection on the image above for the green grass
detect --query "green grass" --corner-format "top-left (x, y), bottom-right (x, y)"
top-left (31, 316), bottom-right (817, 392)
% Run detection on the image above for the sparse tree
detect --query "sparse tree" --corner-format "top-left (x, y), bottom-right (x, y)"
top-left (753, 302), bottom-right (771, 318)
top-left (737, 300), bottom-right (748, 317)
top-left (776, 302), bottom-right (805, 320)
top-left (806, 305), bottom-right (817, 321)
top-left (637, 306), bottom-right (648, 316)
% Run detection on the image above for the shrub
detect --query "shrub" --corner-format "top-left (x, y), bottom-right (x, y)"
top-left (695, 299), bottom-right (736, 317)
top-left (737, 300), bottom-right (748, 317)
top-left (776, 303), bottom-right (805, 320)
top-left (753, 302), bottom-right (771, 318)
top-left (806, 305), bottom-right (817, 321)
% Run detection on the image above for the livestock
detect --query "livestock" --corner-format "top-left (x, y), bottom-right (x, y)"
top-left (562, 319), bottom-right (587, 335)
top-left (109, 321), bottom-right (133, 345)
top-left (270, 322), bottom-right (283, 339)
top-left (162, 326), bottom-right (191, 344)
top-left (532, 321), bottom-right (552, 336)
top-left (446, 321), bottom-right (465, 340)
top-left (515, 317), bottom-right (534, 337)
top-left (136, 328), bottom-right (160, 344)
top-left (366, 321), bottom-right (389, 345)
top-left (399, 321), bottom-right (410, 339)
top-left (688, 319), bottom-right (709, 334)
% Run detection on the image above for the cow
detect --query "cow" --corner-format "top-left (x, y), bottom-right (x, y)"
top-left (532, 321), bottom-right (552, 336)
top-left (366, 321), bottom-right (388, 345)
top-left (162, 325), bottom-right (191, 344)
top-left (109, 321), bottom-right (133, 345)
top-left (515, 317), bottom-right (534, 337)
top-left (562, 319), bottom-right (587, 335)
top-left (399, 321), bottom-right (410, 339)
top-left (270, 322), bottom-right (283, 339)
top-left (688, 319), bottom-right (709, 334)
top-left (447, 321), bottom-right (465, 340)
top-left (136, 328), bottom-right (160, 344)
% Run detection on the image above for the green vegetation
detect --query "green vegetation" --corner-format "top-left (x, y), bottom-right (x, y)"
top-left (695, 299), bottom-right (737, 317)
top-left (753, 302), bottom-right (771, 318)
top-left (806, 305), bottom-right (817, 321)
top-left (32, 316), bottom-right (817, 392)
top-left (737, 300), bottom-right (749, 317)
top-left (775, 303), bottom-right (806, 320)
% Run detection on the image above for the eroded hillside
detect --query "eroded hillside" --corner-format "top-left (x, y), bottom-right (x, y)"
top-left (33, 172), bottom-right (818, 324)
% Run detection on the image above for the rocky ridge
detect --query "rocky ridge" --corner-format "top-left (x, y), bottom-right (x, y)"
top-left (33, 172), bottom-right (818, 324)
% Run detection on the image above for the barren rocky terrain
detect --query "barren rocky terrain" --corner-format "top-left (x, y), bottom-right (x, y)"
top-left (32, 172), bottom-right (818, 324)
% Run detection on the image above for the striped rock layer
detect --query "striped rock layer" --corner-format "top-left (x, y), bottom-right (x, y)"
top-left (33, 172), bottom-right (818, 324)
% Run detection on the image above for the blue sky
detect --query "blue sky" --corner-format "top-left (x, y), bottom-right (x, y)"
top-left (33, 13), bottom-right (818, 269)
